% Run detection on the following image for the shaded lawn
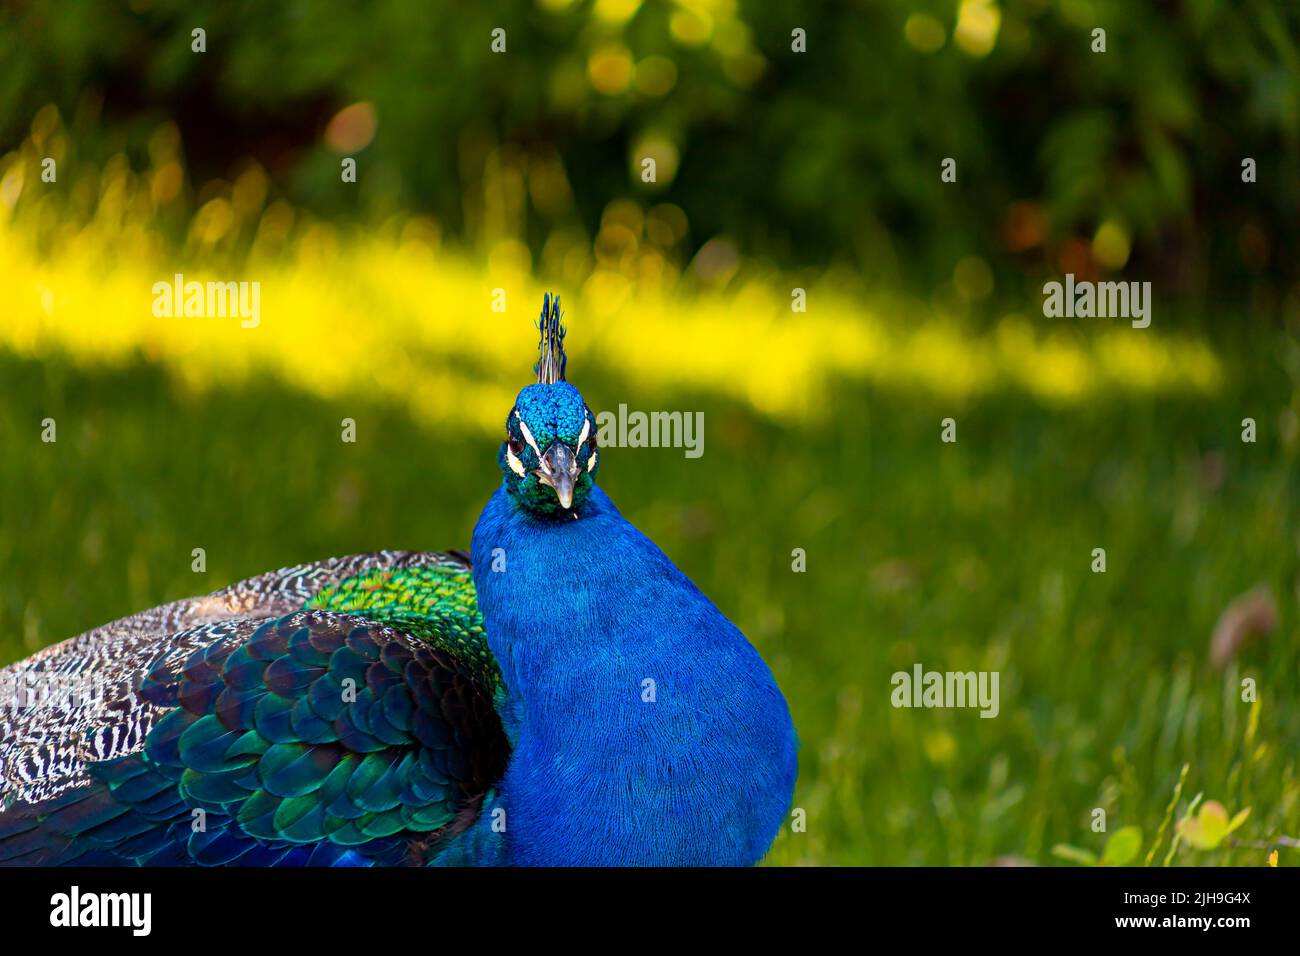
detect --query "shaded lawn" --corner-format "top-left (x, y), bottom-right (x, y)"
top-left (0, 346), bottom-right (1295, 865)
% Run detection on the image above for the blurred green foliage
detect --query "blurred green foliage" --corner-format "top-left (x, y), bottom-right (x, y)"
top-left (3, 0), bottom-right (1298, 306)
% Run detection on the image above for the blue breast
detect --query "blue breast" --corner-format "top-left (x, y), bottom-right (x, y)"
top-left (463, 484), bottom-right (798, 865)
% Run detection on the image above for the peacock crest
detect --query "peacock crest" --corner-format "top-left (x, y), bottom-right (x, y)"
top-left (535, 293), bottom-right (567, 384)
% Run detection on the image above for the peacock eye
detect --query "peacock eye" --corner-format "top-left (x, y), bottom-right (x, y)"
top-left (508, 436), bottom-right (524, 456)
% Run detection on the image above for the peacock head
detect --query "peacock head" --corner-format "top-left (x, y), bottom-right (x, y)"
top-left (499, 294), bottom-right (600, 516)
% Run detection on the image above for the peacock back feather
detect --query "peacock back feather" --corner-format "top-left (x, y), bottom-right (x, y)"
top-left (0, 552), bottom-right (508, 866)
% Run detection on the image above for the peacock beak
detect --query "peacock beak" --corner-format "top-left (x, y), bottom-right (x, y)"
top-left (535, 443), bottom-right (577, 509)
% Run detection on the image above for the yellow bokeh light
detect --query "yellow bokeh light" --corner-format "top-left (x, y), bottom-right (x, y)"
top-left (954, 0), bottom-right (1000, 58)
top-left (150, 162), bottom-right (183, 204)
top-left (231, 164), bottom-right (269, 220)
top-left (593, 0), bottom-right (641, 23)
top-left (1092, 220), bottom-right (1132, 270)
top-left (670, 9), bottom-right (712, 46)
top-left (588, 45), bottom-right (634, 95)
top-left (904, 13), bottom-right (947, 54)
top-left (631, 134), bottom-right (679, 187)
top-left (192, 198), bottom-right (235, 245)
top-left (635, 56), bottom-right (678, 97)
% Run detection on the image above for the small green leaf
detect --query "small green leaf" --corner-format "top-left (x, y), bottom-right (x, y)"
top-left (1101, 826), bottom-right (1143, 866)
top-left (1051, 844), bottom-right (1099, 866)
top-left (1177, 800), bottom-right (1250, 851)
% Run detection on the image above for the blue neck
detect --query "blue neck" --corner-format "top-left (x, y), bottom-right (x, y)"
top-left (464, 484), bottom-right (797, 865)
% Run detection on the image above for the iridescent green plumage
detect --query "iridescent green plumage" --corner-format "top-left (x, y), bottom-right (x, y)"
top-left (305, 561), bottom-right (500, 692)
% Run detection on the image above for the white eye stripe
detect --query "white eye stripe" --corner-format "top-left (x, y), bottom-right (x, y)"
top-left (577, 418), bottom-right (590, 449)
top-left (587, 449), bottom-right (598, 473)
top-left (516, 418), bottom-right (544, 458)
top-left (505, 444), bottom-right (526, 476)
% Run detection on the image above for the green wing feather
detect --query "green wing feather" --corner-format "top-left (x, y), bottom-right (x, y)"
top-left (0, 555), bottom-right (508, 866)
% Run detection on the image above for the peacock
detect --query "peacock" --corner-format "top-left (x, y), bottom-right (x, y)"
top-left (0, 294), bottom-right (798, 866)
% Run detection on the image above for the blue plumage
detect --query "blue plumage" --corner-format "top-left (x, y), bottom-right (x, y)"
top-left (465, 482), bottom-right (797, 865)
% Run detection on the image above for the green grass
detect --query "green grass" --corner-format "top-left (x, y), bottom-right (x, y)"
top-left (1, 341), bottom-right (1296, 866)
